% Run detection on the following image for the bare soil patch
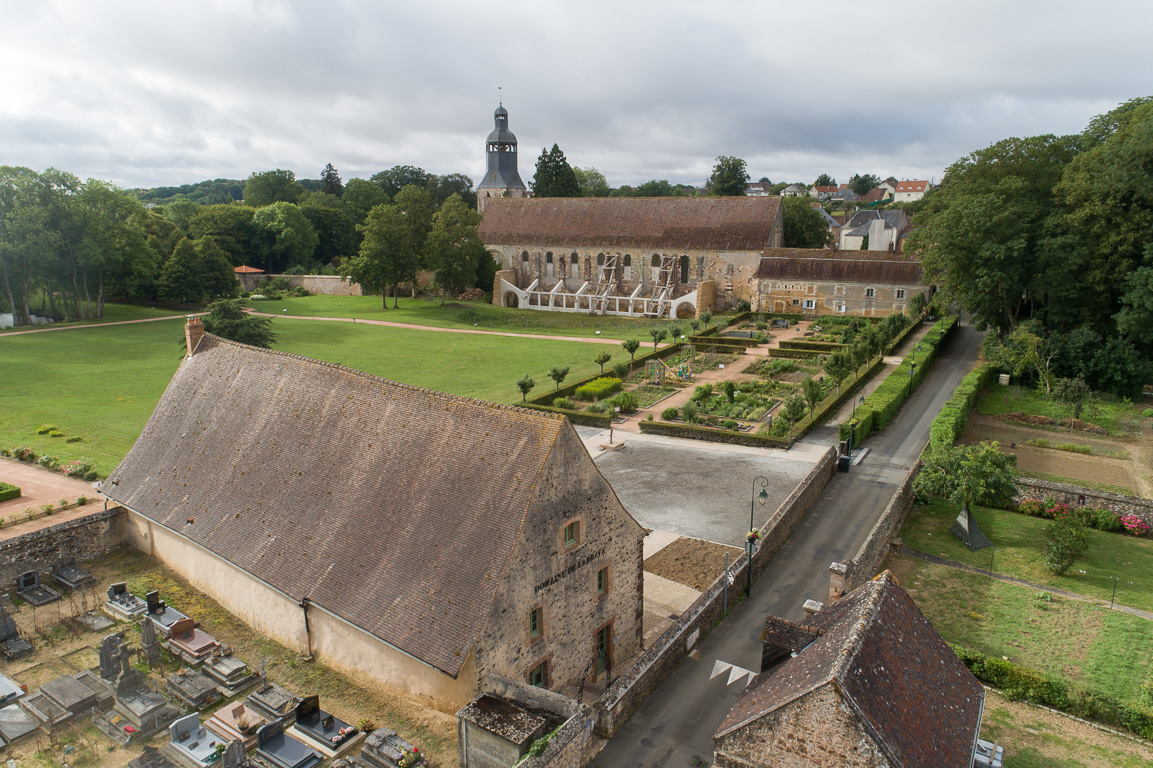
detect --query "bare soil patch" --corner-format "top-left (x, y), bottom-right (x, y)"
top-left (643, 537), bottom-right (741, 591)
top-left (962, 413), bottom-right (1144, 496)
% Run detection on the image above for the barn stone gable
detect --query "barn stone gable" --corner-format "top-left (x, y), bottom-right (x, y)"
top-left (717, 573), bottom-right (983, 768)
top-left (478, 197), bottom-right (783, 252)
top-left (106, 333), bottom-right (566, 677)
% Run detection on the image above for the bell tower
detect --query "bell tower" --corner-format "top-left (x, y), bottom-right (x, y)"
top-left (477, 97), bottom-right (527, 213)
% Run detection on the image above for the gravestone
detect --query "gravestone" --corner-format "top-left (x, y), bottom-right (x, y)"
top-left (15, 571), bottom-right (59, 606)
top-left (141, 616), bottom-right (163, 667)
top-left (146, 590), bottom-right (163, 615)
top-left (222, 739), bottom-right (246, 768)
top-left (353, 728), bottom-right (423, 768)
top-left (106, 582), bottom-right (148, 619)
top-left (52, 556), bottom-right (93, 590)
top-left (99, 634), bottom-right (122, 681)
top-left (0, 603), bottom-right (33, 660)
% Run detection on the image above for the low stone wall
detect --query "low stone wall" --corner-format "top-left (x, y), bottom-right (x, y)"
top-left (835, 463), bottom-right (920, 598)
top-left (594, 446), bottom-right (837, 737)
top-left (1016, 478), bottom-right (1153, 526)
top-left (0, 506), bottom-right (127, 584)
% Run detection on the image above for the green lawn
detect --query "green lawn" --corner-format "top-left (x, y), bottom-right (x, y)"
top-left (889, 554), bottom-right (1153, 701)
top-left (249, 294), bottom-right (721, 341)
top-left (902, 500), bottom-right (1153, 612)
top-left (0, 302), bottom-right (187, 333)
top-left (976, 383), bottom-right (1144, 436)
top-left (0, 317), bottom-right (610, 476)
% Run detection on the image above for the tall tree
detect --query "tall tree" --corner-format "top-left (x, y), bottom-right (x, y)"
top-left (320, 163), bottom-right (344, 197)
top-left (158, 237), bottom-right (236, 304)
top-left (428, 173), bottom-right (476, 209)
top-left (781, 196), bottom-right (830, 248)
top-left (634, 179), bottom-right (684, 197)
top-left (709, 156), bottom-right (748, 196)
top-left (251, 202), bottom-right (319, 273)
top-left (532, 144), bottom-right (580, 197)
top-left (370, 165), bottom-right (432, 200)
top-left (347, 204), bottom-right (417, 308)
top-left (849, 173), bottom-right (880, 196)
top-left (814, 173), bottom-right (835, 187)
top-left (202, 298), bottom-right (277, 348)
top-left (392, 185), bottom-right (434, 259)
top-left (300, 193), bottom-right (356, 267)
top-left (243, 169), bottom-right (304, 207)
top-left (342, 178), bottom-right (390, 225)
top-left (425, 194), bottom-right (485, 304)
top-left (573, 167), bottom-right (610, 197)
top-left (187, 204), bottom-right (257, 266)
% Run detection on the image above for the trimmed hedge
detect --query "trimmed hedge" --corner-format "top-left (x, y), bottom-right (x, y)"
top-left (755, 312), bottom-right (804, 322)
top-left (520, 403), bottom-right (613, 428)
top-left (639, 419), bottom-right (790, 448)
top-left (0, 482), bottom-right (20, 502)
top-left (951, 643), bottom-right (1153, 740)
top-left (884, 317), bottom-right (921, 354)
top-left (688, 335), bottom-right (754, 348)
top-left (928, 363), bottom-right (996, 453)
top-left (779, 340), bottom-right (846, 353)
top-left (768, 348), bottom-right (822, 359)
top-left (839, 315), bottom-right (958, 443)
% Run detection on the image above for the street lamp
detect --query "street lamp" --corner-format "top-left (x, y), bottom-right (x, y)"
top-left (747, 476), bottom-right (769, 597)
top-left (907, 359), bottom-right (917, 398)
top-left (851, 387), bottom-right (865, 419)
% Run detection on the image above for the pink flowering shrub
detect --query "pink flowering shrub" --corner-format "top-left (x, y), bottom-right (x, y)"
top-left (1120, 515), bottom-right (1150, 537)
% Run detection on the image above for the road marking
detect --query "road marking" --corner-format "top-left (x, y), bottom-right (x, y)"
top-left (710, 659), bottom-right (757, 687)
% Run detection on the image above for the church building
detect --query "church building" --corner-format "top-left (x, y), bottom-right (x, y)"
top-left (105, 319), bottom-right (645, 712)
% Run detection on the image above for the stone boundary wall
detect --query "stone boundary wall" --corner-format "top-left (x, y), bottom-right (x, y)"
top-left (272, 275), bottom-right (363, 296)
top-left (840, 463), bottom-right (920, 595)
top-left (593, 446), bottom-right (837, 737)
top-left (1016, 478), bottom-right (1153, 526)
top-left (0, 506), bottom-right (127, 583)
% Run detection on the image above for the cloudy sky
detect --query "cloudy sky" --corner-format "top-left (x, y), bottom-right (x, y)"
top-left (2, 1), bottom-right (1150, 191)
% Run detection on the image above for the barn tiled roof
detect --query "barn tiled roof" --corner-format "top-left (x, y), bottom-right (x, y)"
top-left (106, 334), bottom-right (566, 677)
top-left (477, 196), bottom-right (781, 251)
top-left (757, 250), bottom-right (923, 284)
top-left (717, 572), bottom-right (984, 768)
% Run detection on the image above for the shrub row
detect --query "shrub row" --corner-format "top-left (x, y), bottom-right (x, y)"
top-left (778, 339), bottom-right (846, 353)
top-left (0, 482), bottom-right (20, 503)
top-left (688, 335), bottom-right (754, 348)
top-left (519, 403), bottom-right (613, 428)
top-left (929, 364), bottom-right (997, 453)
top-left (638, 419), bottom-right (790, 448)
top-left (754, 312), bottom-right (804, 322)
top-left (1, 447), bottom-right (100, 481)
top-left (838, 315), bottom-right (958, 443)
top-left (950, 643), bottom-right (1153, 740)
top-left (575, 377), bottom-right (622, 401)
top-left (884, 315), bottom-right (922, 355)
top-left (767, 348), bottom-right (822, 359)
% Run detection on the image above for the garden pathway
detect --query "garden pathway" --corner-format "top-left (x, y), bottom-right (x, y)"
top-left (0, 458), bottom-right (106, 540)
top-left (246, 310), bottom-right (639, 346)
top-left (0, 313), bottom-right (194, 337)
top-left (901, 546), bottom-right (1153, 621)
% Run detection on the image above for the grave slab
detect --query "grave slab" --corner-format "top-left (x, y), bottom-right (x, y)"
top-left (288, 695), bottom-right (362, 757)
top-left (167, 669), bottom-right (222, 711)
top-left (202, 653), bottom-right (257, 695)
top-left (0, 703), bottom-right (36, 745)
top-left (0, 671), bottom-right (24, 707)
top-left (253, 720), bottom-right (322, 768)
top-left (169, 713), bottom-right (224, 767)
top-left (106, 582), bottom-right (148, 619)
top-left (247, 682), bottom-right (301, 725)
top-left (15, 571), bottom-right (59, 606)
top-left (206, 700), bottom-right (269, 751)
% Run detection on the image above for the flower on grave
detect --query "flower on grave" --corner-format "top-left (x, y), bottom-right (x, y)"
top-left (747, 529), bottom-right (760, 543)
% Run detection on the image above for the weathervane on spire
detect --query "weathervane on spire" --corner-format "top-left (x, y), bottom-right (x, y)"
top-left (498, 86), bottom-right (502, 106)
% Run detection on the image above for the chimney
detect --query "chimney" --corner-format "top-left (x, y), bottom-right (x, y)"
top-left (761, 615), bottom-right (823, 671)
top-left (184, 316), bottom-right (204, 357)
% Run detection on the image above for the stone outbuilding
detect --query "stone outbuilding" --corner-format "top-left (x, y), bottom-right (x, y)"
top-left (104, 321), bottom-right (644, 712)
top-left (755, 248), bottom-right (928, 316)
top-left (713, 572), bottom-right (985, 768)
top-left (480, 195), bottom-right (783, 316)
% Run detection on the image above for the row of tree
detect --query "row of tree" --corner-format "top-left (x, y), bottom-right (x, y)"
top-left (0, 163), bottom-right (490, 325)
top-left (907, 96), bottom-right (1153, 396)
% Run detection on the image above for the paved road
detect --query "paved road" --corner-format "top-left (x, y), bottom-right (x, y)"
top-left (592, 322), bottom-right (984, 767)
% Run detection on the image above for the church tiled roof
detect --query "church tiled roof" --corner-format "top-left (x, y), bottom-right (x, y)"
top-left (106, 334), bottom-right (566, 677)
top-left (757, 249), bottom-right (923, 284)
top-left (717, 572), bottom-right (984, 768)
top-left (478, 196), bottom-right (781, 251)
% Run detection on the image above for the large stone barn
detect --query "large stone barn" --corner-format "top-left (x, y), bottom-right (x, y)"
top-left (755, 248), bottom-right (929, 317)
top-left (104, 319), bottom-right (645, 712)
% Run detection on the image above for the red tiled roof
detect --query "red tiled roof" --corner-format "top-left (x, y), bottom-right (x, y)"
top-left (896, 180), bottom-right (929, 192)
top-left (812, 186), bottom-right (837, 194)
top-left (717, 573), bottom-right (984, 767)
top-left (234, 266), bottom-right (264, 273)
top-left (478, 196), bottom-right (781, 251)
top-left (106, 335), bottom-right (567, 677)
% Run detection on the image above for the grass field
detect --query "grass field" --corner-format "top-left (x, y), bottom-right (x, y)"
top-left (902, 500), bottom-right (1153, 612)
top-left (0, 302), bottom-right (187, 333)
top-left (0, 315), bottom-right (610, 475)
top-left (249, 294), bottom-right (718, 340)
top-left (888, 553), bottom-right (1153, 702)
top-left (976, 383), bottom-right (1145, 436)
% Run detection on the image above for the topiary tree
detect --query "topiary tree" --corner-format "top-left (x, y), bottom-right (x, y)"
top-left (681, 401), bottom-right (698, 423)
top-left (781, 393), bottom-right (807, 439)
top-left (689, 319), bottom-right (701, 334)
top-left (1044, 516), bottom-right (1089, 574)
top-left (825, 349), bottom-right (853, 394)
top-left (649, 328), bottom-right (668, 348)
top-left (593, 350), bottom-right (612, 373)
top-left (668, 324), bottom-right (681, 341)
top-left (548, 365), bottom-right (570, 390)
top-left (622, 338), bottom-right (641, 362)
top-left (700, 311), bottom-right (713, 329)
top-left (802, 377), bottom-right (823, 416)
top-left (515, 374), bottom-right (535, 402)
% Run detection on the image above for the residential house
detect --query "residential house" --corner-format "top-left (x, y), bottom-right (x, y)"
top-left (839, 210), bottom-right (910, 253)
top-left (893, 180), bottom-right (931, 203)
top-left (809, 185), bottom-right (838, 201)
top-left (780, 184), bottom-right (808, 197)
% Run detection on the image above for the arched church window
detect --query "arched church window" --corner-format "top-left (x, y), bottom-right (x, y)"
top-left (680, 255), bottom-right (690, 283)
top-left (597, 253), bottom-right (605, 266)
top-left (623, 254), bottom-right (632, 267)
top-left (651, 254), bottom-right (661, 267)
top-left (521, 251), bottom-right (529, 262)
top-left (546, 252), bottom-right (554, 264)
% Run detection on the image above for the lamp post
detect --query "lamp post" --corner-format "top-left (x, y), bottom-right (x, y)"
top-left (747, 476), bottom-right (769, 597)
top-left (907, 359), bottom-right (917, 398)
top-left (851, 387), bottom-right (864, 419)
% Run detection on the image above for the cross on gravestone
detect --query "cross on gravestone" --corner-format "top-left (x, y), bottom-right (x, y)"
top-left (141, 616), bottom-right (162, 667)
top-left (100, 634), bottom-right (122, 681)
